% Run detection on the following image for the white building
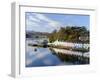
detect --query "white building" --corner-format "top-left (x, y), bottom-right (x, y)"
top-left (50, 40), bottom-right (89, 49)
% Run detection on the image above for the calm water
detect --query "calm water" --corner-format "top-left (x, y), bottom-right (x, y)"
top-left (26, 39), bottom-right (89, 67)
top-left (26, 46), bottom-right (65, 67)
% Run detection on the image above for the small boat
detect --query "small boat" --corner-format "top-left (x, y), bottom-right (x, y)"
top-left (34, 48), bottom-right (37, 51)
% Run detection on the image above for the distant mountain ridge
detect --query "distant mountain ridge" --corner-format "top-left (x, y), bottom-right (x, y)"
top-left (26, 31), bottom-right (50, 38)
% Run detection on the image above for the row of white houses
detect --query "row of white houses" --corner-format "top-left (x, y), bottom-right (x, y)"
top-left (27, 38), bottom-right (89, 49)
top-left (49, 40), bottom-right (89, 49)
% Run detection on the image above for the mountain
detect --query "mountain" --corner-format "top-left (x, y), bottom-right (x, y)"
top-left (26, 31), bottom-right (51, 38)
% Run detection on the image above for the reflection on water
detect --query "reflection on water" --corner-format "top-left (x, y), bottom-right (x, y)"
top-left (26, 46), bottom-right (64, 67)
top-left (26, 40), bottom-right (89, 67)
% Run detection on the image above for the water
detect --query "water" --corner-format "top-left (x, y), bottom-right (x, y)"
top-left (26, 39), bottom-right (89, 67)
top-left (26, 46), bottom-right (65, 67)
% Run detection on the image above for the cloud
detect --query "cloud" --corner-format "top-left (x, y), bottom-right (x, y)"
top-left (43, 59), bottom-right (53, 65)
top-left (26, 19), bottom-right (40, 31)
top-left (26, 47), bottom-right (50, 66)
top-left (34, 13), bottom-right (61, 28)
top-left (26, 13), bottom-right (62, 32)
top-left (26, 13), bottom-right (41, 23)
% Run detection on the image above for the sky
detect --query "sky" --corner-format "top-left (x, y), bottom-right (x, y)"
top-left (26, 12), bottom-right (90, 33)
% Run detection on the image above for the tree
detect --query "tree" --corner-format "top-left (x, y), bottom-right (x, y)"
top-left (48, 26), bottom-right (89, 43)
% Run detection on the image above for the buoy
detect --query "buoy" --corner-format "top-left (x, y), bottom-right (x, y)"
top-left (34, 48), bottom-right (37, 51)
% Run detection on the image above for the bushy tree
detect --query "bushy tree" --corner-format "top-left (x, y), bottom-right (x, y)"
top-left (48, 26), bottom-right (89, 43)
